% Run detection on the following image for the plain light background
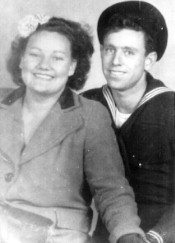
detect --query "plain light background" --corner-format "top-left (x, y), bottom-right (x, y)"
top-left (0, 0), bottom-right (174, 92)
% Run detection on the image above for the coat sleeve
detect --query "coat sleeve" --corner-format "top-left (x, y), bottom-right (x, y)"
top-left (83, 102), bottom-right (145, 243)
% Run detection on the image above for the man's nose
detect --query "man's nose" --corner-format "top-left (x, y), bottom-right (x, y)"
top-left (112, 50), bottom-right (122, 65)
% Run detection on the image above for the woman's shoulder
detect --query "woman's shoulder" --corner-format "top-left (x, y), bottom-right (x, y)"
top-left (78, 93), bottom-right (112, 125)
top-left (79, 92), bottom-right (106, 110)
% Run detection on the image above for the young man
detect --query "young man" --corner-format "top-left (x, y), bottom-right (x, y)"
top-left (83, 1), bottom-right (175, 243)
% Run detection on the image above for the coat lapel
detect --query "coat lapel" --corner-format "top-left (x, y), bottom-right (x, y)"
top-left (21, 102), bottom-right (83, 163)
top-left (21, 88), bottom-right (83, 163)
top-left (0, 87), bottom-right (83, 165)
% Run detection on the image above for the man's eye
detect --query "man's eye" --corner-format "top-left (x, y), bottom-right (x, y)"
top-left (104, 47), bottom-right (115, 54)
top-left (124, 50), bottom-right (134, 56)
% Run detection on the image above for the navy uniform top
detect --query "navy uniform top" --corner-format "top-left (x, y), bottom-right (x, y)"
top-left (83, 72), bottom-right (175, 243)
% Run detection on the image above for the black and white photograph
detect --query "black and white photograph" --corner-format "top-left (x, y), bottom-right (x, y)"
top-left (0, 1), bottom-right (175, 243)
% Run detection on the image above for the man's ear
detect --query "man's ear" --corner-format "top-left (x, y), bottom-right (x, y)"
top-left (144, 52), bottom-right (157, 71)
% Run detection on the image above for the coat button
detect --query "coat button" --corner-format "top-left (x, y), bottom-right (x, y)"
top-left (5, 172), bottom-right (14, 182)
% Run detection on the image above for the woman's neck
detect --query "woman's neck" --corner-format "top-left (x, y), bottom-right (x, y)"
top-left (23, 89), bottom-right (62, 114)
top-left (22, 89), bottom-right (62, 144)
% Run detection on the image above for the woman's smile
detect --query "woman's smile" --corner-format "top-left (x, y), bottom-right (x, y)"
top-left (33, 72), bottom-right (54, 81)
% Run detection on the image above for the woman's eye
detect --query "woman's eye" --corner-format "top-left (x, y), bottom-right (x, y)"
top-left (52, 56), bottom-right (64, 61)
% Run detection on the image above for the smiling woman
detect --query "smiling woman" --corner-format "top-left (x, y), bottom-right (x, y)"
top-left (7, 15), bottom-right (93, 144)
top-left (0, 14), bottom-right (144, 243)
top-left (7, 15), bottom-right (93, 91)
top-left (20, 30), bottom-right (77, 143)
top-left (20, 31), bottom-right (77, 98)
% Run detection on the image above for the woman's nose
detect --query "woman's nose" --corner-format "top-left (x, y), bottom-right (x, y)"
top-left (39, 56), bottom-right (50, 69)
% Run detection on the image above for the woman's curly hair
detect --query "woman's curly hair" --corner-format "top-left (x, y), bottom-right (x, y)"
top-left (7, 17), bottom-right (94, 91)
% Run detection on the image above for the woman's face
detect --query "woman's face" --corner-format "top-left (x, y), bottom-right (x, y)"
top-left (20, 30), bottom-right (77, 96)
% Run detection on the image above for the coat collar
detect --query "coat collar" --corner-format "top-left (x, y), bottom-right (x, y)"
top-left (102, 72), bottom-right (166, 97)
top-left (101, 72), bottom-right (171, 132)
top-left (1, 86), bottom-right (76, 110)
top-left (144, 72), bottom-right (165, 92)
top-left (0, 87), bottom-right (83, 164)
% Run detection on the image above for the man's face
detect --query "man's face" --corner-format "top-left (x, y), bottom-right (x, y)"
top-left (101, 29), bottom-right (151, 92)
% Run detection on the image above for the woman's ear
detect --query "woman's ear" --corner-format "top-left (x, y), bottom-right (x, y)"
top-left (68, 60), bottom-right (77, 76)
top-left (144, 52), bottom-right (157, 71)
top-left (19, 58), bottom-right (24, 69)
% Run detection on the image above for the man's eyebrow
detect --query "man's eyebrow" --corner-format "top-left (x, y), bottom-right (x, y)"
top-left (122, 46), bottom-right (138, 52)
top-left (103, 45), bottom-right (138, 51)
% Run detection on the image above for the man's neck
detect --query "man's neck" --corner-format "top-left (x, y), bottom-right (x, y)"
top-left (110, 78), bottom-right (147, 114)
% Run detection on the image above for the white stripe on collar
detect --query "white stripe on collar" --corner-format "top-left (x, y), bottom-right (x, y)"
top-left (138, 86), bottom-right (172, 107)
top-left (102, 85), bottom-right (172, 125)
top-left (102, 85), bottom-right (117, 125)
